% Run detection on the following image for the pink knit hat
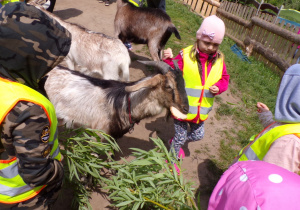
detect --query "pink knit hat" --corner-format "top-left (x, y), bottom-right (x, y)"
top-left (196, 15), bottom-right (225, 44)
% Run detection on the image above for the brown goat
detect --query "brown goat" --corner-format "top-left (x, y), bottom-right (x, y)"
top-left (114, 0), bottom-right (181, 61)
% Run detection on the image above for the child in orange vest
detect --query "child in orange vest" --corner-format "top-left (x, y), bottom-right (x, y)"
top-left (163, 15), bottom-right (230, 173)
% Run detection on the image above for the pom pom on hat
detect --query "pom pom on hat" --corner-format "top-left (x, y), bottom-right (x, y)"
top-left (196, 15), bottom-right (225, 44)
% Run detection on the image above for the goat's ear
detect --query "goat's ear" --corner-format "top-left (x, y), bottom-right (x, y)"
top-left (137, 60), bottom-right (171, 75)
top-left (125, 75), bottom-right (162, 92)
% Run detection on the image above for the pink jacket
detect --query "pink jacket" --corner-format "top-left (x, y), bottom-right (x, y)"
top-left (163, 49), bottom-right (230, 95)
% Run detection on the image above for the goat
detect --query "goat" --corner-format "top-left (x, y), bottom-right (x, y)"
top-left (36, 5), bottom-right (131, 81)
top-left (44, 61), bottom-right (189, 139)
top-left (26, 0), bottom-right (56, 12)
top-left (114, 0), bottom-right (181, 61)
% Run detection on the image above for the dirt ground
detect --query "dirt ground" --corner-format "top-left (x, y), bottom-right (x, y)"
top-left (51, 0), bottom-right (239, 209)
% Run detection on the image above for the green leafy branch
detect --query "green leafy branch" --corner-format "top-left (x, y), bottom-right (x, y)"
top-left (101, 137), bottom-right (198, 210)
top-left (59, 127), bottom-right (121, 210)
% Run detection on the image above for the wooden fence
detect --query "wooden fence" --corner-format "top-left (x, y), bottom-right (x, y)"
top-left (181, 0), bottom-right (300, 72)
top-left (182, 0), bottom-right (220, 18)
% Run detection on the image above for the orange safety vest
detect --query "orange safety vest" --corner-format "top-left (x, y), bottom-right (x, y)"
top-left (0, 77), bottom-right (62, 204)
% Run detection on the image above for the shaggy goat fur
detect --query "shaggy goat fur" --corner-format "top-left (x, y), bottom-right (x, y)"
top-left (114, 0), bottom-right (181, 61)
top-left (44, 63), bottom-right (188, 139)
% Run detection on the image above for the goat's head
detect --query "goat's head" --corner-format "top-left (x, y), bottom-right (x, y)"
top-left (126, 60), bottom-right (189, 120)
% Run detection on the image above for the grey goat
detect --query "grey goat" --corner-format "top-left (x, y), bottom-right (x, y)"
top-left (44, 61), bottom-right (189, 139)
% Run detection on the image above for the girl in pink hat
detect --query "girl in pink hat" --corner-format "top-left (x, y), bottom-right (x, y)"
top-left (163, 15), bottom-right (230, 174)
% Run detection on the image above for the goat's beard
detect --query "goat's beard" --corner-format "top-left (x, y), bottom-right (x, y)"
top-left (170, 106), bottom-right (187, 120)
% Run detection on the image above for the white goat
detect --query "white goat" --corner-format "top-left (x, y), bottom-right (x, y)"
top-left (44, 61), bottom-right (189, 139)
top-left (37, 5), bottom-right (131, 81)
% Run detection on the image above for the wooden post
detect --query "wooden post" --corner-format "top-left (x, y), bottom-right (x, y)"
top-left (274, 5), bottom-right (284, 24)
top-left (251, 16), bottom-right (300, 44)
top-left (191, 0), bottom-right (198, 11)
top-left (255, 0), bottom-right (264, 16)
top-left (194, 0), bottom-right (204, 14)
top-left (244, 37), bottom-right (290, 71)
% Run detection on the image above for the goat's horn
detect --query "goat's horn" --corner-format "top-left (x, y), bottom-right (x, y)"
top-left (172, 59), bottom-right (180, 70)
top-left (137, 60), bottom-right (171, 74)
top-left (125, 75), bottom-right (162, 92)
top-left (170, 106), bottom-right (187, 120)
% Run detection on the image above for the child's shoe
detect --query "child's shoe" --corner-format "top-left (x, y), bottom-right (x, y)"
top-left (124, 41), bottom-right (132, 51)
top-left (168, 138), bottom-right (185, 159)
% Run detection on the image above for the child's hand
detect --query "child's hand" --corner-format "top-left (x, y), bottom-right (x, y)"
top-left (209, 85), bottom-right (219, 94)
top-left (257, 102), bottom-right (269, 113)
top-left (163, 48), bottom-right (173, 60)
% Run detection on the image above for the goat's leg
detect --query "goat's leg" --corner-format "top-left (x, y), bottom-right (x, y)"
top-left (119, 63), bottom-right (130, 81)
top-left (148, 41), bottom-right (160, 61)
top-left (102, 64), bottom-right (120, 81)
top-left (114, 22), bottom-right (121, 39)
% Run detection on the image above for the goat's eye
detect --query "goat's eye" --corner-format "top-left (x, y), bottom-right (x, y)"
top-left (165, 84), bottom-right (173, 91)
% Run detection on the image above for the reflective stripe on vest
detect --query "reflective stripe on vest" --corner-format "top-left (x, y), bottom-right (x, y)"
top-left (0, 78), bottom-right (61, 204)
top-left (0, 160), bottom-right (44, 197)
top-left (128, 0), bottom-right (142, 7)
top-left (238, 123), bottom-right (300, 161)
top-left (0, 0), bottom-right (20, 6)
top-left (182, 45), bottom-right (223, 122)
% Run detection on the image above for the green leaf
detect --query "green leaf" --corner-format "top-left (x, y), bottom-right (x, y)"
top-left (123, 179), bottom-right (135, 184)
top-left (115, 200), bottom-right (133, 207)
top-left (130, 147), bottom-right (149, 154)
top-left (124, 188), bottom-right (139, 201)
top-left (132, 201), bottom-right (141, 210)
top-left (157, 180), bottom-right (173, 185)
top-left (131, 159), bottom-right (153, 166)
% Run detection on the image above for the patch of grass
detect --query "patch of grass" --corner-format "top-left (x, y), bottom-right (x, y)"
top-left (165, 0), bottom-right (203, 53)
top-left (194, 149), bottom-right (201, 154)
top-left (216, 102), bottom-right (235, 116)
top-left (280, 9), bottom-right (300, 23)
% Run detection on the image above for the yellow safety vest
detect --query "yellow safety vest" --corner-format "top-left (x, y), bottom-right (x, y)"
top-left (238, 123), bottom-right (300, 161)
top-left (128, 0), bottom-right (142, 7)
top-left (0, 77), bottom-right (62, 204)
top-left (182, 45), bottom-right (223, 123)
top-left (0, 0), bottom-right (20, 6)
